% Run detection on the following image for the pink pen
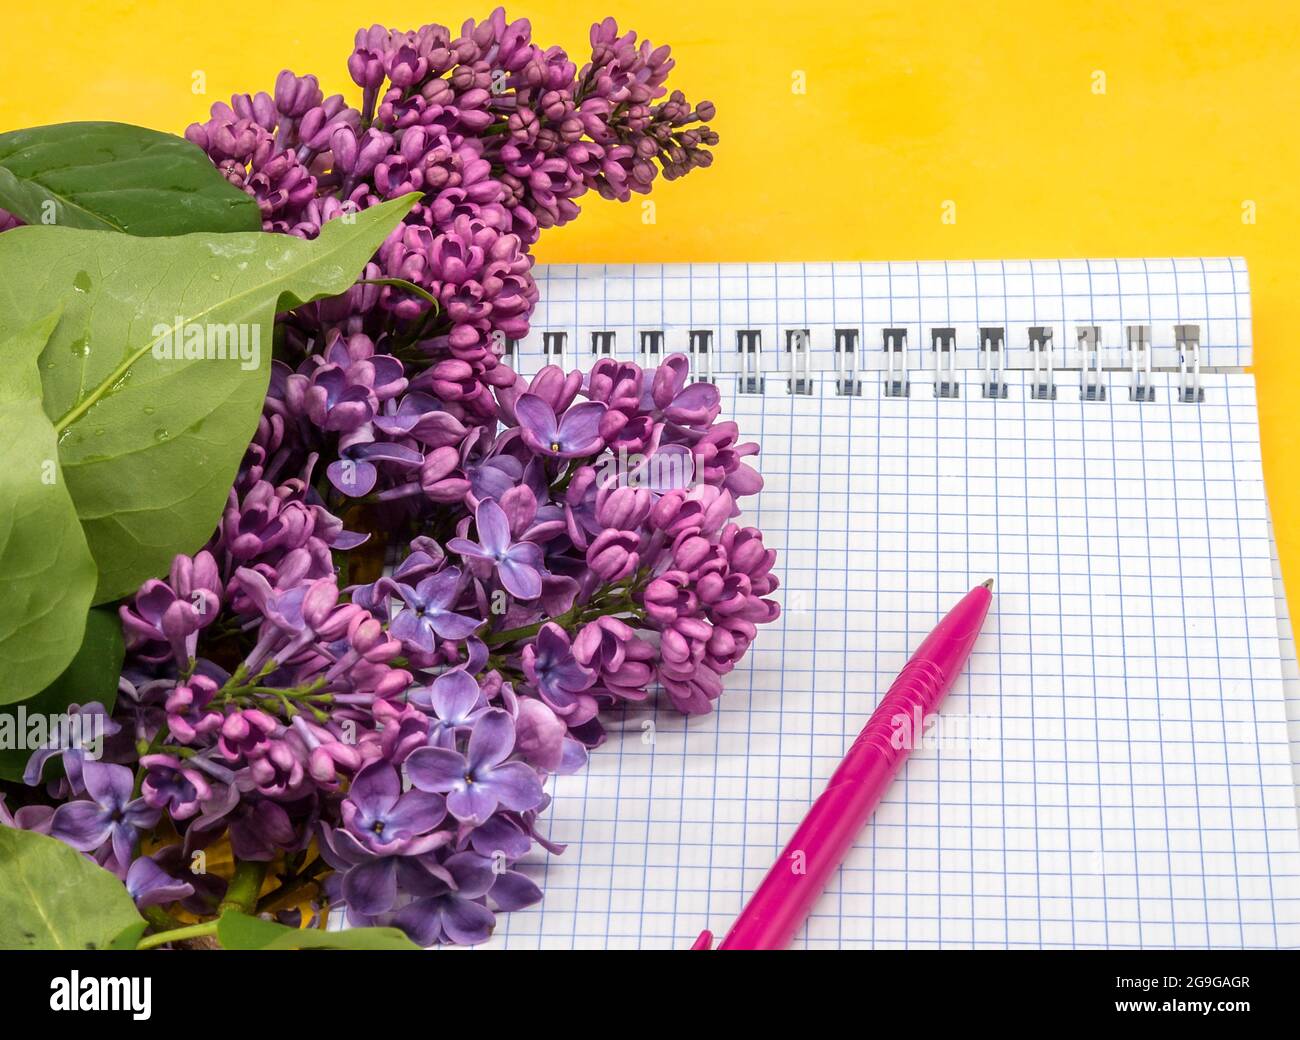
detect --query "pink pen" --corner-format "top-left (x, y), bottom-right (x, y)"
top-left (692, 579), bottom-right (994, 950)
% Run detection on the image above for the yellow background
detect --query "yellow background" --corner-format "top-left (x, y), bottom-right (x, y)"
top-left (5, 1), bottom-right (1300, 598)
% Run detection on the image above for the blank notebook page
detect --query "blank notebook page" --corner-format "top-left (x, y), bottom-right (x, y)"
top-left (477, 260), bottom-right (1300, 949)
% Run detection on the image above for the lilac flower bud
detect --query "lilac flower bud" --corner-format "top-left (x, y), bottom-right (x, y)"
top-left (386, 44), bottom-right (429, 89)
top-left (330, 125), bottom-right (359, 173)
top-left (357, 128), bottom-right (395, 176)
top-left (526, 365), bottom-right (583, 413)
top-left (671, 534), bottom-right (715, 576)
top-left (643, 572), bottom-right (692, 625)
top-left (595, 483), bottom-right (652, 530)
top-left (160, 599), bottom-right (203, 665)
top-left (164, 676), bottom-right (221, 744)
top-left (573, 615), bottom-right (635, 671)
top-left (275, 71), bottom-right (324, 119)
top-left (233, 91), bottom-right (279, 131)
top-left (586, 358), bottom-right (643, 413)
top-left (586, 529), bottom-right (638, 581)
top-left (302, 578), bottom-right (340, 629)
top-left (218, 709), bottom-right (278, 764)
top-left (298, 100), bottom-right (358, 153)
top-left (695, 570), bottom-right (749, 615)
top-left (348, 47), bottom-right (386, 90)
top-left (348, 616), bottom-right (387, 656)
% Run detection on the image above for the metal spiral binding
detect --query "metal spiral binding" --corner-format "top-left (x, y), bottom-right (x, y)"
top-left (542, 330), bottom-right (567, 368)
top-left (883, 328), bottom-right (909, 397)
top-left (638, 329), bottom-right (663, 367)
top-left (519, 322), bottom-right (1212, 403)
top-left (688, 329), bottom-right (714, 383)
top-left (785, 328), bottom-right (813, 396)
top-left (931, 327), bottom-right (959, 398)
top-left (1175, 324), bottom-right (1204, 403)
top-left (737, 329), bottom-right (764, 394)
top-left (1078, 325), bottom-right (1105, 401)
top-left (980, 326), bottom-right (1007, 399)
top-left (835, 328), bottom-right (862, 397)
top-left (1127, 325), bottom-right (1154, 402)
top-left (1029, 326), bottom-right (1056, 400)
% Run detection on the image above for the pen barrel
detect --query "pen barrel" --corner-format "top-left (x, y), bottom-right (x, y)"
top-left (717, 657), bottom-right (953, 950)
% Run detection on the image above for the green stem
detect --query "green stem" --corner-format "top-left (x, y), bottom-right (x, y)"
top-left (484, 591), bottom-right (644, 648)
top-left (136, 920), bottom-right (218, 950)
top-left (219, 859), bottom-right (269, 916)
top-left (141, 904), bottom-right (182, 933)
top-left (485, 601), bottom-right (583, 647)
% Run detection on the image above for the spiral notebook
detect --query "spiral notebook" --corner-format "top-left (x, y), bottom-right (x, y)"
top-left (469, 258), bottom-right (1300, 949)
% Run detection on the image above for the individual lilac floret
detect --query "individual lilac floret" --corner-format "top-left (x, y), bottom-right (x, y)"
top-left (448, 497), bottom-right (544, 599)
top-left (49, 761), bottom-right (161, 871)
top-left (327, 441), bottom-right (423, 497)
top-left (393, 851), bottom-right (500, 946)
top-left (319, 824), bottom-right (445, 917)
top-left (521, 622), bottom-right (597, 721)
top-left (387, 566), bottom-right (482, 653)
top-left (125, 854), bottom-right (196, 908)
top-left (139, 753), bottom-right (212, 820)
top-left (514, 697), bottom-right (589, 773)
top-left (22, 701), bottom-right (121, 791)
top-left (0, 794), bottom-right (54, 833)
top-left (340, 762), bottom-right (448, 857)
top-left (407, 709), bottom-right (544, 824)
top-left (514, 393), bottom-right (607, 458)
top-left (648, 353), bottom-right (722, 426)
top-left (408, 668), bottom-right (488, 745)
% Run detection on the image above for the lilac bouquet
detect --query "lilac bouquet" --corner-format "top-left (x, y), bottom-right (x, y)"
top-left (0, 9), bottom-right (777, 949)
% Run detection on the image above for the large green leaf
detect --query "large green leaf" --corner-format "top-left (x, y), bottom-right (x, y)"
top-left (0, 312), bottom-right (96, 703)
top-left (0, 827), bottom-right (144, 949)
top-left (0, 122), bottom-right (261, 236)
top-left (216, 910), bottom-right (421, 950)
top-left (0, 193), bottom-right (418, 602)
top-left (0, 607), bottom-right (124, 767)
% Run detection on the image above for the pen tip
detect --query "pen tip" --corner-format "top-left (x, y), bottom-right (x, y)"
top-left (981, 578), bottom-right (994, 590)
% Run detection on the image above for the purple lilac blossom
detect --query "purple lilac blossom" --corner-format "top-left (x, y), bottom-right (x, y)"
top-left (0, 11), bottom-right (782, 948)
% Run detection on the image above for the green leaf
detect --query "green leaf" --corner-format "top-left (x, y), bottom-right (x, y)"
top-left (0, 122), bottom-right (261, 236)
top-left (0, 607), bottom-right (124, 775)
top-left (0, 193), bottom-right (419, 602)
top-left (216, 910), bottom-right (421, 950)
top-left (0, 311), bottom-right (96, 703)
top-left (0, 827), bottom-right (144, 949)
top-left (108, 919), bottom-right (149, 950)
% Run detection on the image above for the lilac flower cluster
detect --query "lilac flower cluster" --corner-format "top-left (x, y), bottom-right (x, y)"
top-left (1, 11), bottom-right (775, 947)
top-left (182, 7), bottom-right (717, 424)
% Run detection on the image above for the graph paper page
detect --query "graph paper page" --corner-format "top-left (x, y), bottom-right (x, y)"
top-left (477, 364), bottom-right (1300, 949)
top-left (1268, 518), bottom-right (1300, 809)
top-left (432, 258), bottom-right (1300, 949)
